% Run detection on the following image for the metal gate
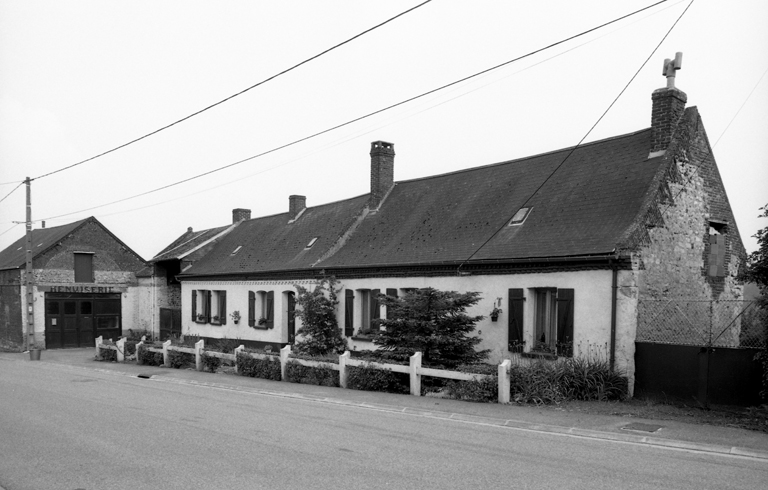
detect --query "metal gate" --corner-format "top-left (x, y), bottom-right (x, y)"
top-left (635, 299), bottom-right (766, 406)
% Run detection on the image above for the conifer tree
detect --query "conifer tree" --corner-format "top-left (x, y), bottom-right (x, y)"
top-left (374, 287), bottom-right (488, 369)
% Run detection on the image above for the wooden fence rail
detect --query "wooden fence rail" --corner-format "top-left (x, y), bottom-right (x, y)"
top-left (95, 337), bottom-right (512, 403)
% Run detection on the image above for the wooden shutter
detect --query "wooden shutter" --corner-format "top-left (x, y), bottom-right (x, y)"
top-left (344, 290), bottom-right (354, 337)
top-left (192, 290), bottom-right (197, 321)
top-left (556, 288), bottom-right (574, 348)
top-left (508, 289), bottom-right (525, 350)
top-left (205, 290), bottom-right (212, 323)
top-left (371, 289), bottom-right (380, 321)
top-left (385, 288), bottom-right (398, 319)
top-left (266, 291), bottom-right (274, 329)
top-left (74, 253), bottom-right (93, 283)
top-left (220, 291), bottom-right (227, 325)
top-left (248, 291), bottom-right (255, 326)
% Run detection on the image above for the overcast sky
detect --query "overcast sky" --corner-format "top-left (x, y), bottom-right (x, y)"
top-left (1, 0), bottom-right (766, 261)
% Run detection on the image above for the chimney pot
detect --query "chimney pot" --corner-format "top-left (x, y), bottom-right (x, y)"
top-left (369, 141), bottom-right (395, 208)
top-left (232, 208), bottom-right (251, 223)
top-left (289, 195), bottom-right (307, 220)
top-left (187, 227), bottom-right (193, 233)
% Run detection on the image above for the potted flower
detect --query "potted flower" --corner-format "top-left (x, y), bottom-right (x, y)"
top-left (490, 307), bottom-right (502, 322)
top-left (212, 315), bottom-right (220, 324)
top-left (230, 310), bottom-right (241, 324)
top-left (258, 317), bottom-right (268, 326)
top-left (196, 313), bottom-right (206, 322)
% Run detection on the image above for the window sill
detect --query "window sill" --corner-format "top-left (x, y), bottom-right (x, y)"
top-left (251, 324), bottom-right (270, 330)
top-left (194, 320), bottom-right (207, 324)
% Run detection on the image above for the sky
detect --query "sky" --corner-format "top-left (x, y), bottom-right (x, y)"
top-left (1, 0), bottom-right (766, 261)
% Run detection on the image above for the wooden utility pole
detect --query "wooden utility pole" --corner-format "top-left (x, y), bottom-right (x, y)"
top-left (25, 177), bottom-right (35, 349)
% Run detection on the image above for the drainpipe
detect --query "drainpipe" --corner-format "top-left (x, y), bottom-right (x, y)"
top-left (609, 262), bottom-right (618, 371)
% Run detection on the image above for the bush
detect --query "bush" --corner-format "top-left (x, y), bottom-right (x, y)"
top-left (237, 352), bottom-right (282, 380)
top-left (137, 345), bottom-right (164, 366)
top-left (201, 352), bottom-right (222, 373)
top-left (347, 363), bottom-right (409, 394)
top-left (168, 350), bottom-right (194, 369)
top-left (444, 363), bottom-right (499, 402)
top-left (293, 277), bottom-right (348, 356)
top-left (508, 358), bottom-right (628, 405)
top-left (285, 360), bottom-right (339, 387)
top-left (125, 341), bottom-right (138, 356)
top-left (97, 347), bottom-right (117, 362)
top-left (211, 337), bottom-right (241, 354)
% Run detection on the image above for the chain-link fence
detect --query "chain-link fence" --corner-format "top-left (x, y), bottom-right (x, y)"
top-left (637, 299), bottom-right (767, 349)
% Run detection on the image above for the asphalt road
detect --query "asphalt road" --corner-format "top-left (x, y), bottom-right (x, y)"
top-left (1, 360), bottom-right (766, 490)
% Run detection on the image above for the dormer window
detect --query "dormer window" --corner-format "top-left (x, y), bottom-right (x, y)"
top-left (509, 207), bottom-right (532, 226)
top-left (305, 237), bottom-right (318, 249)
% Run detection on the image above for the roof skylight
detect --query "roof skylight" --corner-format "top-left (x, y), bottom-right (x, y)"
top-left (230, 245), bottom-right (242, 256)
top-left (509, 207), bottom-right (532, 226)
top-left (305, 237), bottom-right (318, 249)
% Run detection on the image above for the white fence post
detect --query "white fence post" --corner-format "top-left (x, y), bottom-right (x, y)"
top-left (498, 359), bottom-right (511, 404)
top-left (280, 344), bottom-right (292, 381)
top-left (162, 340), bottom-right (171, 367)
top-left (135, 341), bottom-right (144, 365)
top-left (410, 352), bottom-right (422, 396)
top-left (116, 337), bottom-right (126, 362)
top-left (95, 336), bottom-right (103, 357)
top-left (339, 351), bottom-right (350, 389)
top-left (195, 339), bottom-right (204, 371)
top-left (234, 345), bottom-right (245, 374)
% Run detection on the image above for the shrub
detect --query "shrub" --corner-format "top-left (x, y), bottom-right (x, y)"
top-left (237, 352), bottom-right (282, 381)
top-left (137, 345), bottom-right (164, 366)
top-left (347, 363), bottom-right (409, 394)
top-left (285, 360), bottom-right (339, 387)
top-left (125, 341), bottom-right (138, 356)
top-left (211, 337), bottom-right (241, 354)
top-left (509, 361), bottom-right (565, 405)
top-left (293, 277), bottom-right (348, 356)
top-left (98, 347), bottom-right (117, 362)
top-left (444, 363), bottom-right (499, 402)
top-left (168, 350), bottom-right (194, 369)
top-left (201, 352), bottom-right (222, 373)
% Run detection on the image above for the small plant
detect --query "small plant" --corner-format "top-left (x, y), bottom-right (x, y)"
top-left (201, 352), bottom-right (222, 373)
top-left (196, 313), bottom-right (206, 322)
top-left (230, 310), bottom-right (241, 324)
top-left (137, 345), bottom-right (164, 366)
top-left (258, 317), bottom-right (267, 326)
top-left (212, 315), bottom-right (220, 323)
top-left (168, 350), bottom-right (194, 369)
top-left (97, 347), bottom-right (117, 362)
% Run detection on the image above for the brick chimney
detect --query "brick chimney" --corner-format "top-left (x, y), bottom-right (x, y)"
top-left (369, 141), bottom-right (394, 208)
top-left (650, 52), bottom-right (686, 155)
top-left (232, 208), bottom-right (251, 223)
top-left (289, 195), bottom-right (306, 220)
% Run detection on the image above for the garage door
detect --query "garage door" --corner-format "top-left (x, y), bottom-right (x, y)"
top-left (45, 293), bottom-right (121, 349)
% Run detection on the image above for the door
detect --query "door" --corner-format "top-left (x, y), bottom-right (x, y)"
top-left (160, 308), bottom-right (182, 340)
top-left (45, 293), bottom-right (121, 348)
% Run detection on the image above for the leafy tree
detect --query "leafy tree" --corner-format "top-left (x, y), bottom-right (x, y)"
top-left (293, 277), bottom-right (348, 356)
top-left (740, 204), bottom-right (768, 401)
top-left (374, 287), bottom-right (489, 369)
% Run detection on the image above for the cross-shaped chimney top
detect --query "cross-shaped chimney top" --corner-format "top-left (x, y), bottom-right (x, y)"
top-left (663, 52), bottom-right (683, 89)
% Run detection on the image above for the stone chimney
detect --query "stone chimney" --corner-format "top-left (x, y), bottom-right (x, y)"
top-left (289, 195), bottom-right (306, 220)
top-left (232, 208), bottom-right (251, 223)
top-left (650, 52), bottom-right (686, 155)
top-left (369, 141), bottom-right (394, 208)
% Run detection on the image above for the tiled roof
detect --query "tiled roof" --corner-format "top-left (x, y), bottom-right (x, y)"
top-left (181, 127), bottom-right (667, 277)
top-left (184, 195), bottom-right (369, 275)
top-left (0, 219), bottom-right (88, 271)
top-left (151, 225), bottom-right (232, 262)
top-left (320, 128), bottom-right (663, 267)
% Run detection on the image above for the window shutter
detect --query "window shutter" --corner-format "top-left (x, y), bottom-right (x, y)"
top-left (220, 291), bottom-right (227, 325)
top-left (344, 290), bottom-right (354, 337)
top-left (385, 288), bottom-right (398, 319)
top-left (508, 289), bottom-right (524, 350)
top-left (248, 291), bottom-right (255, 327)
top-left (74, 253), bottom-right (93, 283)
top-left (708, 234), bottom-right (726, 277)
top-left (266, 291), bottom-right (274, 329)
top-left (205, 290), bottom-right (212, 322)
top-left (192, 290), bottom-right (197, 321)
top-left (556, 289), bottom-right (575, 346)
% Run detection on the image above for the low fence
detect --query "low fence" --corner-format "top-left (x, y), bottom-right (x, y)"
top-left (95, 336), bottom-right (513, 403)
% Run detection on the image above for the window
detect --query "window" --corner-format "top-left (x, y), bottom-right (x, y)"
top-left (210, 290), bottom-right (227, 325)
top-left (508, 207), bottom-right (532, 226)
top-left (74, 253), bottom-right (93, 283)
top-left (357, 289), bottom-right (381, 336)
top-left (192, 290), bottom-right (208, 322)
top-left (248, 290), bottom-right (273, 328)
top-left (707, 221), bottom-right (727, 277)
top-left (532, 288), bottom-right (574, 357)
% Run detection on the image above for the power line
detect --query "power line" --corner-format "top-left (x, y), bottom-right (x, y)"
top-left (713, 64), bottom-right (768, 148)
top-left (37, 0), bottom-right (668, 223)
top-left (27, 0), bottom-right (433, 183)
top-left (0, 181), bottom-right (24, 205)
top-left (459, 0), bottom-right (693, 268)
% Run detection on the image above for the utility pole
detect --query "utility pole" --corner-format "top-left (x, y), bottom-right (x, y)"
top-left (25, 177), bottom-right (35, 350)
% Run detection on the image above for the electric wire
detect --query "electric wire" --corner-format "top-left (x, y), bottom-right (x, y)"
top-left (36, 0), bottom-right (668, 223)
top-left (0, 181), bottom-right (24, 205)
top-left (27, 0), bottom-right (433, 183)
top-left (713, 65), bottom-right (768, 148)
top-left (458, 0), bottom-right (694, 269)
